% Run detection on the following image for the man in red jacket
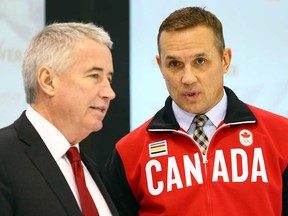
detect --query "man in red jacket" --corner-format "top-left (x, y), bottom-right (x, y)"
top-left (104, 6), bottom-right (288, 216)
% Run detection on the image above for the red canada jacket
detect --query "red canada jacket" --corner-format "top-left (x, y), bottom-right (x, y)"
top-left (104, 87), bottom-right (288, 216)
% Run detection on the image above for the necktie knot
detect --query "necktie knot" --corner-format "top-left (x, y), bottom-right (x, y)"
top-left (66, 147), bottom-right (81, 163)
top-left (193, 114), bottom-right (208, 128)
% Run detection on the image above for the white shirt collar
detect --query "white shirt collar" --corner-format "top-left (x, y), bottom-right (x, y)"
top-left (25, 105), bottom-right (76, 161)
top-left (172, 89), bottom-right (227, 131)
top-left (25, 106), bottom-right (112, 215)
top-left (206, 90), bottom-right (227, 128)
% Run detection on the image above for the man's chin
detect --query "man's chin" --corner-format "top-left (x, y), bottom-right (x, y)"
top-left (92, 122), bottom-right (103, 132)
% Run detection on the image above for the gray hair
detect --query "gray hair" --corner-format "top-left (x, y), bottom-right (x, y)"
top-left (22, 22), bottom-right (113, 104)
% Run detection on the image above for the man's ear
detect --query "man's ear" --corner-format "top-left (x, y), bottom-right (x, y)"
top-left (223, 48), bottom-right (232, 74)
top-left (37, 66), bottom-right (56, 96)
top-left (156, 55), bottom-right (161, 67)
top-left (156, 55), bottom-right (165, 79)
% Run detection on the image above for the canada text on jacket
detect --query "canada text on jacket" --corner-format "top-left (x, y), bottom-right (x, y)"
top-left (145, 148), bottom-right (267, 196)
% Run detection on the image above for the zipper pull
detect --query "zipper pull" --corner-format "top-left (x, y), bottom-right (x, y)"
top-left (203, 153), bottom-right (208, 164)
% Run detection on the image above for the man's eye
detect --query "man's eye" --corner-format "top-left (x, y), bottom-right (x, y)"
top-left (168, 60), bottom-right (181, 68)
top-left (195, 58), bottom-right (205, 65)
top-left (90, 74), bottom-right (99, 79)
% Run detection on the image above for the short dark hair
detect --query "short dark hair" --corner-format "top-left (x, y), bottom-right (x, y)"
top-left (157, 7), bottom-right (225, 56)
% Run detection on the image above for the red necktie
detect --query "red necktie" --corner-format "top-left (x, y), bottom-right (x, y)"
top-left (66, 147), bottom-right (99, 216)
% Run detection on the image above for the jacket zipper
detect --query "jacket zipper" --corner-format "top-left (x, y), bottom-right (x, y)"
top-left (173, 130), bottom-right (213, 216)
top-left (174, 124), bottom-right (231, 216)
top-left (202, 123), bottom-right (230, 216)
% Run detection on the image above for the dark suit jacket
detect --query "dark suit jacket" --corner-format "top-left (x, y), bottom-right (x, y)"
top-left (0, 112), bottom-right (118, 216)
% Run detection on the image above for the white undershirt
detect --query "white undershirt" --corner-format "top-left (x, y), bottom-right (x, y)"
top-left (26, 106), bottom-right (111, 215)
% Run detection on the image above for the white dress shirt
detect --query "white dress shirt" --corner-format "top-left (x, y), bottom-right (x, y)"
top-left (25, 106), bottom-right (111, 215)
top-left (172, 89), bottom-right (228, 141)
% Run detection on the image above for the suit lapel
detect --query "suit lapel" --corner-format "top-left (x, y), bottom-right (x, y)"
top-left (14, 113), bottom-right (82, 216)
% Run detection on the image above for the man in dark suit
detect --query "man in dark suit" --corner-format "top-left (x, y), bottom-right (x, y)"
top-left (0, 22), bottom-right (118, 216)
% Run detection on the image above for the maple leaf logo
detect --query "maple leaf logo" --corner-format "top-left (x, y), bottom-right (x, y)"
top-left (241, 131), bottom-right (251, 138)
top-left (239, 130), bottom-right (253, 146)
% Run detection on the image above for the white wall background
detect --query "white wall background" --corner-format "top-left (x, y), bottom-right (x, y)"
top-left (130, 0), bottom-right (288, 130)
top-left (1, 0), bottom-right (287, 130)
top-left (0, 0), bottom-right (44, 128)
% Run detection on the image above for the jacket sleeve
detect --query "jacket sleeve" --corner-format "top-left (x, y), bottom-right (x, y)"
top-left (104, 148), bottom-right (139, 216)
top-left (283, 165), bottom-right (288, 216)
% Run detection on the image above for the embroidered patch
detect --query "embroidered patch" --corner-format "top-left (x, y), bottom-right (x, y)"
top-left (239, 129), bottom-right (253, 146)
top-left (149, 140), bottom-right (168, 157)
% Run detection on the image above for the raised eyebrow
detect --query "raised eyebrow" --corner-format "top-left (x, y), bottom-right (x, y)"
top-left (87, 67), bottom-right (114, 76)
top-left (164, 52), bottom-right (207, 60)
top-left (88, 66), bottom-right (104, 72)
top-left (164, 55), bottom-right (180, 61)
top-left (194, 52), bottom-right (207, 58)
